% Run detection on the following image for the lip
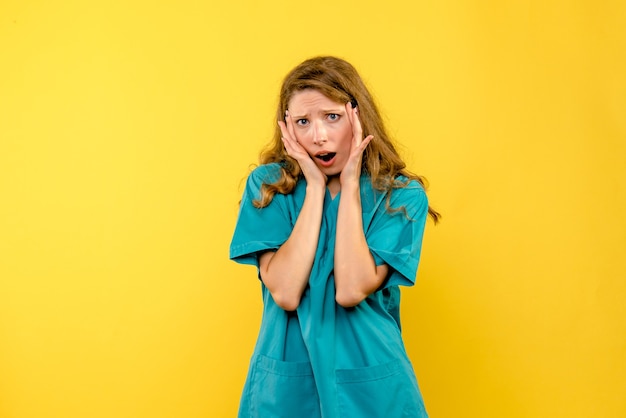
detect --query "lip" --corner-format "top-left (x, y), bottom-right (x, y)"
top-left (314, 151), bottom-right (337, 167)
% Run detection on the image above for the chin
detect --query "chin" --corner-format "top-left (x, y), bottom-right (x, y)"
top-left (324, 170), bottom-right (341, 178)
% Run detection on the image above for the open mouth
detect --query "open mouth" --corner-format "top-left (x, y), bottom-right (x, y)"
top-left (316, 152), bottom-right (336, 162)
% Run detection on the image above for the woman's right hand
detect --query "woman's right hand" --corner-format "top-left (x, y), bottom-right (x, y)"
top-left (278, 111), bottom-right (327, 190)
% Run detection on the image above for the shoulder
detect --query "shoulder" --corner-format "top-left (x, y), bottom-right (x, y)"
top-left (359, 175), bottom-right (427, 218)
top-left (245, 163), bottom-right (283, 192)
top-left (388, 177), bottom-right (428, 218)
top-left (363, 175), bottom-right (427, 202)
top-left (248, 163), bottom-right (283, 183)
top-left (393, 177), bottom-right (426, 197)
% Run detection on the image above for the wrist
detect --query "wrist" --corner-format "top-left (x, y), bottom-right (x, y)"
top-left (339, 176), bottom-right (360, 191)
top-left (305, 182), bottom-right (326, 196)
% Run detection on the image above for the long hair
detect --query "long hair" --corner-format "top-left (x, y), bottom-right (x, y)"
top-left (254, 56), bottom-right (440, 223)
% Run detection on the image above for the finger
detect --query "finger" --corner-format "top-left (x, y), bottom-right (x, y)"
top-left (277, 120), bottom-right (290, 140)
top-left (348, 135), bottom-right (373, 163)
top-left (278, 118), bottom-right (297, 145)
top-left (359, 134), bottom-right (374, 151)
top-left (345, 102), bottom-right (355, 130)
top-left (285, 110), bottom-right (298, 142)
top-left (283, 135), bottom-right (301, 158)
top-left (346, 102), bottom-right (364, 148)
top-left (278, 122), bottom-right (297, 157)
top-left (278, 120), bottom-right (306, 160)
top-left (280, 133), bottom-right (292, 154)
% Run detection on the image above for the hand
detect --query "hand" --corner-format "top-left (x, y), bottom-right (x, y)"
top-left (340, 102), bottom-right (374, 187)
top-left (278, 111), bottom-right (327, 190)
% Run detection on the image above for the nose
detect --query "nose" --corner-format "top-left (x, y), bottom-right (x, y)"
top-left (312, 121), bottom-right (327, 145)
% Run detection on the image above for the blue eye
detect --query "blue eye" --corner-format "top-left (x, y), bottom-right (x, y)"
top-left (296, 119), bottom-right (308, 126)
top-left (328, 114), bottom-right (340, 121)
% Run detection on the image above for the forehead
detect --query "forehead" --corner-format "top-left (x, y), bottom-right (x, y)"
top-left (288, 89), bottom-right (344, 112)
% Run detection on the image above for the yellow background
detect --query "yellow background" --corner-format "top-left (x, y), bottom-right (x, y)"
top-left (1, 0), bottom-right (624, 417)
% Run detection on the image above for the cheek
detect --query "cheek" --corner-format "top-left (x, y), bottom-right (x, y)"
top-left (295, 131), bottom-right (315, 153)
top-left (294, 128), bottom-right (311, 144)
top-left (339, 126), bottom-right (353, 149)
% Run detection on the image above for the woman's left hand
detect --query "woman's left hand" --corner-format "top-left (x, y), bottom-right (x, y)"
top-left (340, 102), bottom-right (374, 187)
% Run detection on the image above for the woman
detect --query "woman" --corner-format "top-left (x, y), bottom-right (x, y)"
top-left (230, 56), bottom-right (438, 417)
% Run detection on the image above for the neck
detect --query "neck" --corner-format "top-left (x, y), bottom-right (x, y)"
top-left (327, 176), bottom-right (340, 198)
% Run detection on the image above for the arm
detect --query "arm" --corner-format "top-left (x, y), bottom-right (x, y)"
top-left (259, 113), bottom-right (327, 311)
top-left (334, 181), bottom-right (389, 307)
top-left (259, 183), bottom-right (324, 311)
top-left (334, 103), bottom-right (383, 308)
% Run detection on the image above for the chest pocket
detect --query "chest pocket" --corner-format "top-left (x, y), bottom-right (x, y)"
top-left (240, 354), bottom-right (321, 418)
top-left (335, 358), bottom-right (428, 418)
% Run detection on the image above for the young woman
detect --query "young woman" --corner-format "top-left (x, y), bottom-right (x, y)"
top-left (230, 56), bottom-right (439, 418)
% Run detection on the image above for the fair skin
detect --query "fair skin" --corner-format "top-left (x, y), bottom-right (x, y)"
top-left (258, 89), bottom-right (389, 310)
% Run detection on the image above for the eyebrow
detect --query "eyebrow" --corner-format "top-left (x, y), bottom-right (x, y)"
top-left (290, 108), bottom-right (344, 119)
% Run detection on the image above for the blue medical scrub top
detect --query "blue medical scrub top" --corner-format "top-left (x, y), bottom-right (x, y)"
top-left (230, 163), bottom-right (429, 418)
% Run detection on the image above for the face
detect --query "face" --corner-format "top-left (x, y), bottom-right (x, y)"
top-left (287, 89), bottom-right (353, 178)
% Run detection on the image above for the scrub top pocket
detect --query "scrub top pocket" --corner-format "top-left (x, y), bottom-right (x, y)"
top-left (336, 359), bottom-right (427, 418)
top-left (240, 354), bottom-right (321, 418)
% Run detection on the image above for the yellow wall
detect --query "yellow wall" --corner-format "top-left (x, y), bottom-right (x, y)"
top-left (1, 1), bottom-right (624, 417)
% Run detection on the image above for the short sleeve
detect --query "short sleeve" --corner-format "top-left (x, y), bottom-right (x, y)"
top-left (366, 182), bottom-right (429, 288)
top-left (229, 164), bottom-right (293, 267)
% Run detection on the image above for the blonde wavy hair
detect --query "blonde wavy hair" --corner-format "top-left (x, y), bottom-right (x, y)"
top-left (254, 56), bottom-right (440, 223)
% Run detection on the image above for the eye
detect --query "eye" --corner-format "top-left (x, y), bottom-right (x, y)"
top-left (296, 119), bottom-right (308, 126)
top-left (327, 113), bottom-right (340, 121)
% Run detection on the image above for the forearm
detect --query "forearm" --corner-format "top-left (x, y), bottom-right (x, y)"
top-left (334, 182), bottom-right (386, 307)
top-left (260, 185), bottom-right (325, 310)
